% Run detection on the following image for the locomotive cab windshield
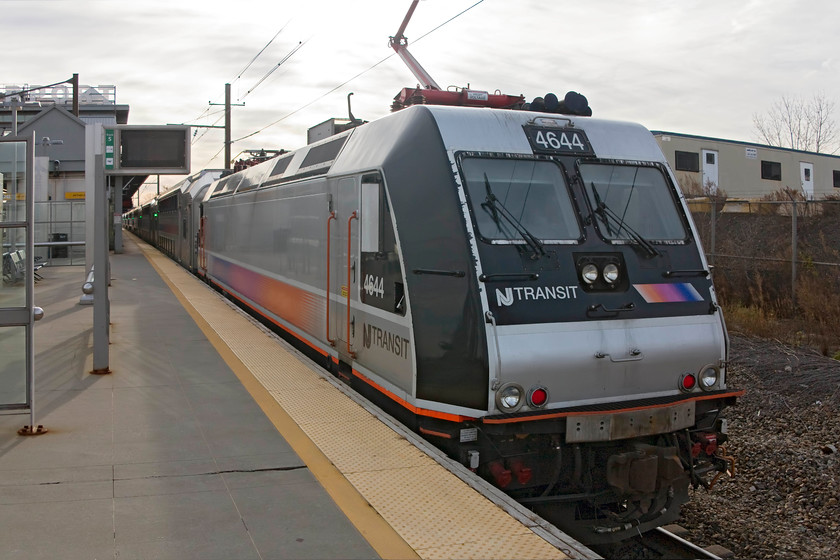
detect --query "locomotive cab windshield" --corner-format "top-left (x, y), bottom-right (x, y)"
top-left (460, 156), bottom-right (581, 246)
top-left (580, 162), bottom-right (688, 246)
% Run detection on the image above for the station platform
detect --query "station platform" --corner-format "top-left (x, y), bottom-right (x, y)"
top-left (0, 234), bottom-right (597, 560)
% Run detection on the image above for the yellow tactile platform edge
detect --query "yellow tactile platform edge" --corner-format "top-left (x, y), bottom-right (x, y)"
top-left (135, 237), bottom-right (568, 560)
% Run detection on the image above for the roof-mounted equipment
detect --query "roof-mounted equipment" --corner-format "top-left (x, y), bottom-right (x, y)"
top-left (389, 1), bottom-right (524, 111)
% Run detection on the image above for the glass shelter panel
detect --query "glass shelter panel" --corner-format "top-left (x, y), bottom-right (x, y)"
top-left (1, 227), bottom-right (26, 306)
top-left (0, 326), bottom-right (27, 406)
top-left (0, 137), bottom-right (32, 411)
top-left (1, 141), bottom-right (27, 225)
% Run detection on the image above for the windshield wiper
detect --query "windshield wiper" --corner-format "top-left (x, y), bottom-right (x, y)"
top-left (481, 174), bottom-right (545, 259)
top-left (591, 182), bottom-right (660, 258)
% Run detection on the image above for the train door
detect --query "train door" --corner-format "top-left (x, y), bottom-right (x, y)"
top-left (197, 205), bottom-right (207, 275)
top-left (180, 198), bottom-right (191, 266)
top-left (332, 176), bottom-right (360, 362)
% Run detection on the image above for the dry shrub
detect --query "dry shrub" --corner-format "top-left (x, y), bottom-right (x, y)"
top-left (758, 186), bottom-right (819, 217)
top-left (795, 270), bottom-right (840, 355)
top-left (699, 195), bottom-right (840, 355)
top-left (820, 194), bottom-right (840, 218)
top-left (680, 174), bottom-right (728, 202)
top-left (718, 272), bottom-right (784, 339)
top-left (722, 303), bottom-right (782, 340)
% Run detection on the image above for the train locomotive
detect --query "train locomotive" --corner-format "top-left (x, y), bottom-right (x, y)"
top-left (126, 100), bottom-right (741, 544)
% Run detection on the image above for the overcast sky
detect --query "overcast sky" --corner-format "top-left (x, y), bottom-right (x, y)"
top-left (4, 0), bottom-right (839, 195)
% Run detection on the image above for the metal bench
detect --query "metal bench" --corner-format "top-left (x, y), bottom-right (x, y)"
top-left (2, 250), bottom-right (45, 283)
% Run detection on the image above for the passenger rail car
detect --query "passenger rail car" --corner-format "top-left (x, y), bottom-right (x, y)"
top-left (128, 104), bottom-right (741, 544)
top-left (126, 169), bottom-right (223, 269)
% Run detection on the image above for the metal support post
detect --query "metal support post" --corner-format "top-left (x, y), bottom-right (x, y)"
top-left (92, 153), bottom-right (111, 374)
top-left (113, 176), bottom-right (123, 254)
top-left (209, 84), bottom-right (242, 170)
top-left (84, 125), bottom-right (101, 273)
top-left (225, 83), bottom-right (231, 169)
top-left (791, 200), bottom-right (798, 311)
top-left (709, 200), bottom-right (716, 266)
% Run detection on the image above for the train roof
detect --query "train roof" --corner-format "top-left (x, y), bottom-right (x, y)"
top-left (204, 105), bottom-right (666, 199)
top-left (157, 169), bottom-right (224, 202)
top-left (330, 104), bottom-right (665, 175)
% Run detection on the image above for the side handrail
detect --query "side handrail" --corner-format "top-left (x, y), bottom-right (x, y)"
top-left (346, 211), bottom-right (358, 358)
top-left (326, 211), bottom-right (336, 346)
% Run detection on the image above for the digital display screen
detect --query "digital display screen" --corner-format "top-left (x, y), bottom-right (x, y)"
top-left (120, 129), bottom-right (187, 169)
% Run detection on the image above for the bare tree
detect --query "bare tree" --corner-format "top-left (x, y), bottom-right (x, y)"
top-left (753, 92), bottom-right (839, 154)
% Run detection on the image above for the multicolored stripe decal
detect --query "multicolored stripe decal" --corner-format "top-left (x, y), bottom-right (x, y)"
top-left (209, 255), bottom-right (324, 337)
top-left (634, 283), bottom-right (704, 303)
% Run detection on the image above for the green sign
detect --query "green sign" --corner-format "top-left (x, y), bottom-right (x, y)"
top-left (105, 129), bottom-right (115, 169)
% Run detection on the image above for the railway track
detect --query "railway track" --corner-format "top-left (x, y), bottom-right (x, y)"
top-left (590, 525), bottom-right (733, 559)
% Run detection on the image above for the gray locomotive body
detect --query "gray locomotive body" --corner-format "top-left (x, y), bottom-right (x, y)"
top-left (129, 104), bottom-right (740, 544)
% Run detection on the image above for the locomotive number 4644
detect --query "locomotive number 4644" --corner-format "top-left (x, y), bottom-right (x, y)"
top-left (523, 125), bottom-right (593, 155)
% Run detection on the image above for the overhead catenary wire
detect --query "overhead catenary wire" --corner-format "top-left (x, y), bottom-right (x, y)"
top-left (242, 40), bottom-right (306, 100)
top-left (230, 0), bottom-right (486, 146)
top-left (182, 21), bottom-right (292, 139)
top-left (234, 20), bottom-right (292, 83)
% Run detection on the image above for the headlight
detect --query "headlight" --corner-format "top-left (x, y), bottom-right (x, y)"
top-left (495, 383), bottom-right (524, 413)
top-left (581, 263), bottom-right (599, 284)
top-left (603, 263), bottom-right (620, 284)
top-left (699, 365), bottom-right (719, 390)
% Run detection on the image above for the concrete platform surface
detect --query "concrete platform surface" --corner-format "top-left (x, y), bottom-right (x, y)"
top-left (0, 236), bottom-right (592, 560)
top-left (0, 244), bottom-right (379, 560)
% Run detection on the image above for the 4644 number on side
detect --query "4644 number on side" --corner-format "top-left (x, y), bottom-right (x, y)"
top-left (363, 274), bottom-right (384, 298)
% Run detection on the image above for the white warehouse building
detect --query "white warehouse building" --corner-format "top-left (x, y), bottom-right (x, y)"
top-left (653, 131), bottom-right (840, 200)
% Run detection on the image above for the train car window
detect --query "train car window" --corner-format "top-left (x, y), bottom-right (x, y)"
top-left (209, 177), bottom-right (232, 198)
top-left (579, 164), bottom-right (687, 241)
top-left (460, 158), bottom-right (581, 243)
top-left (270, 155), bottom-right (293, 177)
top-left (360, 177), bottom-right (405, 315)
top-left (236, 177), bottom-right (258, 192)
top-left (300, 136), bottom-right (347, 168)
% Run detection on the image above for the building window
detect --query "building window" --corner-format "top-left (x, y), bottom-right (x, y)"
top-left (706, 152), bottom-right (716, 165)
top-left (761, 160), bottom-right (782, 181)
top-left (675, 151), bottom-right (699, 172)
top-left (834, 170), bottom-right (840, 188)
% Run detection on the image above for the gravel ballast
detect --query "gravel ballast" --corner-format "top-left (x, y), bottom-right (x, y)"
top-left (678, 333), bottom-right (840, 559)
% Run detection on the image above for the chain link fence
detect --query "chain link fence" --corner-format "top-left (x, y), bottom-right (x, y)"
top-left (689, 198), bottom-right (840, 340)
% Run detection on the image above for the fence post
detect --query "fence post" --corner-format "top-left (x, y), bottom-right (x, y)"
top-left (791, 199), bottom-right (797, 312)
top-left (709, 200), bottom-right (716, 266)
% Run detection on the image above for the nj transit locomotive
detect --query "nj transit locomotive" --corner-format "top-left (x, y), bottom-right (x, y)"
top-left (126, 103), bottom-right (740, 544)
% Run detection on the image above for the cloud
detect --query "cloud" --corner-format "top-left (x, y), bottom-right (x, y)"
top-left (4, 0), bottom-right (840, 184)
